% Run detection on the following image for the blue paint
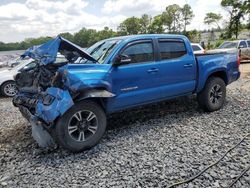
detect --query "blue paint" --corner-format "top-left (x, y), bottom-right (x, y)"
top-left (19, 34), bottom-right (240, 123)
top-left (21, 36), bottom-right (96, 65)
top-left (22, 37), bottom-right (61, 65)
top-left (36, 87), bottom-right (73, 124)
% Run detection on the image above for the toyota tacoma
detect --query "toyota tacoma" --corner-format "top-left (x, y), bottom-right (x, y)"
top-left (13, 34), bottom-right (241, 152)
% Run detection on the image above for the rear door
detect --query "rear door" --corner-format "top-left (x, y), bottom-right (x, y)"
top-left (108, 39), bottom-right (160, 111)
top-left (152, 38), bottom-right (197, 98)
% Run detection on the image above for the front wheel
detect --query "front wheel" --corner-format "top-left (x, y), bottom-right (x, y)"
top-left (54, 100), bottom-right (107, 152)
top-left (197, 77), bottom-right (226, 112)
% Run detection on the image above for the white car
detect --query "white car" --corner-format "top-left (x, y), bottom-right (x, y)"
top-left (0, 57), bottom-right (36, 97)
top-left (191, 43), bottom-right (205, 54)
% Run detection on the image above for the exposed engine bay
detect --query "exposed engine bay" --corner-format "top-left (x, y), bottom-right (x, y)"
top-left (12, 37), bottom-right (98, 147)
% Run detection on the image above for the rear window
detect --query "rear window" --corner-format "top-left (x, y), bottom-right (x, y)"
top-left (158, 40), bottom-right (187, 60)
top-left (239, 41), bottom-right (247, 48)
top-left (247, 40), bottom-right (250, 47)
top-left (192, 45), bottom-right (201, 51)
top-left (219, 42), bottom-right (238, 49)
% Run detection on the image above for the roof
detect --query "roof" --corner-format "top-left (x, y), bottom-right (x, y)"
top-left (105, 34), bottom-right (187, 42)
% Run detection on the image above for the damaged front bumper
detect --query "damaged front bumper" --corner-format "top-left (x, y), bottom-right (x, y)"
top-left (19, 105), bottom-right (55, 147)
top-left (12, 36), bottom-right (101, 148)
top-left (13, 87), bottom-right (74, 147)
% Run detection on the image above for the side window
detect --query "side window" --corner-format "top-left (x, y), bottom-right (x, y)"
top-left (121, 42), bottom-right (154, 64)
top-left (159, 40), bottom-right (187, 60)
top-left (239, 41), bottom-right (247, 48)
top-left (247, 41), bottom-right (250, 47)
top-left (192, 45), bottom-right (201, 51)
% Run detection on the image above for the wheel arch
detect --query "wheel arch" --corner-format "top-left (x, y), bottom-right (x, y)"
top-left (197, 69), bottom-right (228, 93)
top-left (0, 79), bottom-right (15, 87)
top-left (73, 88), bottom-right (115, 112)
top-left (207, 71), bottom-right (228, 85)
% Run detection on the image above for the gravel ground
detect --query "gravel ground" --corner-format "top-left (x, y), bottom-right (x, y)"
top-left (0, 78), bottom-right (250, 188)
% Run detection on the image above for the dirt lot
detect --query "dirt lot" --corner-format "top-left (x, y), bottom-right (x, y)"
top-left (240, 63), bottom-right (250, 91)
top-left (240, 63), bottom-right (250, 78)
top-left (0, 64), bottom-right (249, 187)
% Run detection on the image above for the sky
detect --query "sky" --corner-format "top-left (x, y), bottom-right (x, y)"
top-left (0, 0), bottom-right (228, 43)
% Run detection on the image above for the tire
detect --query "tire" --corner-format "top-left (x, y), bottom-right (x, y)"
top-left (197, 77), bottom-right (226, 112)
top-left (1, 81), bottom-right (18, 97)
top-left (54, 100), bottom-right (106, 152)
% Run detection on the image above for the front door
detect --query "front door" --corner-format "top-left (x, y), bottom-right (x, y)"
top-left (108, 40), bottom-right (159, 111)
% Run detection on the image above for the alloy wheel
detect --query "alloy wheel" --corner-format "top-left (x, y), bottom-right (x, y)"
top-left (4, 83), bottom-right (18, 97)
top-left (209, 84), bottom-right (223, 104)
top-left (68, 110), bottom-right (98, 142)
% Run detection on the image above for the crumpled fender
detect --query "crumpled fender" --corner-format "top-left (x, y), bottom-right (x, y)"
top-left (36, 87), bottom-right (74, 124)
top-left (58, 65), bottom-right (112, 92)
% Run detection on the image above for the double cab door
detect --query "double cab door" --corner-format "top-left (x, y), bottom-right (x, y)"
top-left (108, 38), bottom-right (197, 112)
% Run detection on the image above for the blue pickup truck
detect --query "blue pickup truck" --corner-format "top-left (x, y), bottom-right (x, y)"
top-left (13, 34), bottom-right (240, 152)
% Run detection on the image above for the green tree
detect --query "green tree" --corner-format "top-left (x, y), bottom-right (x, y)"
top-left (221, 0), bottom-right (249, 39)
top-left (148, 15), bottom-right (164, 33)
top-left (96, 27), bottom-right (117, 41)
top-left (117, 17), bottom-right (141, 35)
top-left (162, 4), bottom-right (182, 33)
top-left (185, 30), bottom-right (201, 42)
top-left (139, 14), bottom-right (152, 34)
top-left (73, 28), bottom-right (97, 47)
top-left (204, 12), bottom-right (222, 30)
top-left (59, 32), bottom-right (74, 41)
top-left (182, 4), bottom-right (194, 32)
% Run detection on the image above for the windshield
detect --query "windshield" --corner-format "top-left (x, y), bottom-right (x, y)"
top-left (86, 39), bottom-right (121, 64)
top-left (219, 42), bottom-right (238, 49)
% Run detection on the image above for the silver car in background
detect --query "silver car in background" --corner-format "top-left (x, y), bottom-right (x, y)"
top-left (0, 57), bottom-right (35, 97)
top-left (217, 40), bottom-right (250, 62)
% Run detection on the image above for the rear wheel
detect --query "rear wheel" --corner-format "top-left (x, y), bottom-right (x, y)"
top-left (54, 100), bottom-right (106, 152)
top-left (1, 81), bottom-right (18, 97)
top-left (197, 77), bottom-right (226, 112)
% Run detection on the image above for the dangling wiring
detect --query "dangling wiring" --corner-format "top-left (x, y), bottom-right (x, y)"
top-left (167, 133), bottom-right (250, 188)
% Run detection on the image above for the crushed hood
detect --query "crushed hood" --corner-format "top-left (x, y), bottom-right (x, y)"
top-left (21, 36), bottom-right (97, 65)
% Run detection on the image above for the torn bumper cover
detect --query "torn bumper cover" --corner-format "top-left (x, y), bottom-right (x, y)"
top-left (14, 87), bottom-right (74, 147)
top-left (13, 36), bottom-right (97, 147)
top-left (36, 87), bottom-right (73, 124)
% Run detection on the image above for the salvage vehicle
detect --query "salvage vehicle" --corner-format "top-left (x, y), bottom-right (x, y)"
top-left (208, 40), bottom-right (250, 62)
top-left (13, 35), bottom-right (241, 152)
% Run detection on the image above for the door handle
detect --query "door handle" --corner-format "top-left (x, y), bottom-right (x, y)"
top-left (147, 68), bottom-right (159, 73)
top-left (184, 64), bottom-right (193, 68)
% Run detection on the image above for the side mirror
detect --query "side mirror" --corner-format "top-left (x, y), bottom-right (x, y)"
top-left (238, 45), bottom-right (244, 49)
top-left (113, 54), bottom-right (131, 66)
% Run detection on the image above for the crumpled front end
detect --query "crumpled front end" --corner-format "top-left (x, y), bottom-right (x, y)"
top-left (12, 36), bottom-right (98, 147)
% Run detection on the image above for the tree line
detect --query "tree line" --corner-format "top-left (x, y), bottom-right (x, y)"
top-left (0, 0), bottom-right (249, 51)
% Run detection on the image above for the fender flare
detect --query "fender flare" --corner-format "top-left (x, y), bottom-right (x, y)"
top-left (75, 89), bottom-right (116, 102)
